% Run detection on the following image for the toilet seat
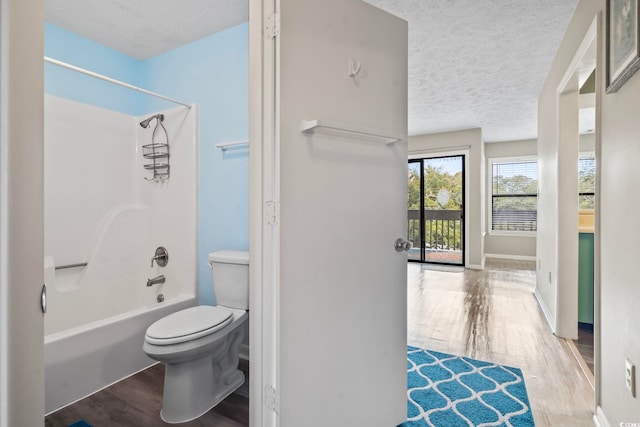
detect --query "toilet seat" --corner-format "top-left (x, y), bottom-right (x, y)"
top-left (145, 306), bottom-right (233, 345)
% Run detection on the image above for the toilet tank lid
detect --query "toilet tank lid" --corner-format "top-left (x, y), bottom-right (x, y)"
top-left (208, 250), bottom-right (249, 265)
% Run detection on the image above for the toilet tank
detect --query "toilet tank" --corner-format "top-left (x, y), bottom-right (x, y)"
top-left (208, 250), bottom-right (249, 310)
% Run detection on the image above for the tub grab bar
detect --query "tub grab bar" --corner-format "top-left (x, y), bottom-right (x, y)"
top-left (55, 262), bottom-right (88, 271)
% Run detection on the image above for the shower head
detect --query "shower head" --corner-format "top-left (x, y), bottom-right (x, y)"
top-left (139, 117), bottom-right (154, 129)
top-left (139, 114), bottom-right (164, 128)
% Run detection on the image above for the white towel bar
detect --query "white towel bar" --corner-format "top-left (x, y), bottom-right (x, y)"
top-left (301, 120), bottom-right (402, 145)
top-left (215, 140), bottom-right (249, 151)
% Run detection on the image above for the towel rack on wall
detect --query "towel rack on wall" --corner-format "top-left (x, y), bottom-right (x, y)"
top-left (301, 120), bottom-right (402, 145)
top-left (55, 262), bottom-right (88, 271)
top-left (215, 140), bottom-right (249, 151)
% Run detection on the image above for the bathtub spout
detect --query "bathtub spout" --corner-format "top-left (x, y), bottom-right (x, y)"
top-left (147, 275), bottom-right (165, 287)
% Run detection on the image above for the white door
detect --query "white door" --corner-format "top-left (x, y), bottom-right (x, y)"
top-left (273, 0), bottom-right (408, 425)
top-left (0, 0), bottom-right (46, 425)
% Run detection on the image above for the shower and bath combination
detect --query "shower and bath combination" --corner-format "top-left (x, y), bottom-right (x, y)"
top-left (43, 57), bottom-right (197, 415)
top-left (140, 113), bottom-right (171, 181)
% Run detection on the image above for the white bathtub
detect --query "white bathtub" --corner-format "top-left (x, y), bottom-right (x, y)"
top-left (45, 294), bottom-right (196, 414)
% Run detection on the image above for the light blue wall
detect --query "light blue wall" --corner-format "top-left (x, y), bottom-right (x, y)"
top-left (44, 22), bottom-right (249, 305)
top-left (142, 23), bottom-right (249, 305)
top-left (45, 23), bottom-right (145, 115)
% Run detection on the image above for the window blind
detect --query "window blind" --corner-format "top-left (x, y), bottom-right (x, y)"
top-left (492, 161), bottom-right (538, 232)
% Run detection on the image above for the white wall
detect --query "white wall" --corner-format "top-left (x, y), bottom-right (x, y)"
top-left (580, 132), bottom-right (595, 152)
top-left (409, 128), bottom-right (485, 268)
top-left (484, 139), bottom-right (537, 260)
top-left (44, 96), bottom-right (197, 335)
top-left (539, 0), bottom-right (640, 423)
top-left (598, 13), bottom-right (640, 426)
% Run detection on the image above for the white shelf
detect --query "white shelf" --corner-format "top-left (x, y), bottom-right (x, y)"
top-left (216, 140), bottom-right (249, 151)
top-left (301, 119), bottom-right (402, 145)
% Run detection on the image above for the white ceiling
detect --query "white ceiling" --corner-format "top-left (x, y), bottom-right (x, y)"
top-left (45, 0), bottom-right (580, 142)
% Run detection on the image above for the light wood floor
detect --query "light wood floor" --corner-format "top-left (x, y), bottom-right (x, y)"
top-left (46, 259), bottom-right (594, 426)
top-left (408, 259), bottom-right (594, 426)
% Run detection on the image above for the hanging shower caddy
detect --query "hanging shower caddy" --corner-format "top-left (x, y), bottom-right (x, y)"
top-left (140, 113), bottom-right (170, 181)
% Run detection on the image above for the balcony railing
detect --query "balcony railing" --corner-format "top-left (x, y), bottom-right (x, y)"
top-left (408, 209), bottom-right (462, 252)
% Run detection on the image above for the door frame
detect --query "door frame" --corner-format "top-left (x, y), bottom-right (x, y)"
top-left (554, 18), bottom-right (597, 339)
top-left (554, 14), bottom-right (601, 417)
top-left (0, 0), bottom-right (7, 419)
top-left (407, 159), bottom-right (425, 262)
top-left (249, 0), bottom-right (278, 426)
top-left (407, 154), bottom-right (466, 266)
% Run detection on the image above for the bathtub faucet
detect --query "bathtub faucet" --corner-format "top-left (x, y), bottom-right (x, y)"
top-left (147, 275), bottom-right (165, 287)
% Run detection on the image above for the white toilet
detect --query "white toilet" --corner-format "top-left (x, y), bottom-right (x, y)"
top-left (143, 250), bottom-right (249, 424)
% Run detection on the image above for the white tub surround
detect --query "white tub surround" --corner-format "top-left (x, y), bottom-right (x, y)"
top-left (43, 95), bottom-right (197, 413)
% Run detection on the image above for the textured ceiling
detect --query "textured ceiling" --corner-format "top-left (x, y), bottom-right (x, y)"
top-left (45, 0), bottom-right (579, 142)
top-left (45, 0), bottom-right (248, 60)
top-left (366, 0), bottom-right (578, 141)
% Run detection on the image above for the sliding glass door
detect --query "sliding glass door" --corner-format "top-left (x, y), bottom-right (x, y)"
top-left (407, 155), bottom-right (464, 265)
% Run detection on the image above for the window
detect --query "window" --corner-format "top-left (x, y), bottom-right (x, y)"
top-left (579, 156), bottom-right (595, 209)
top-left (491, 160), bottom-right (538, 232)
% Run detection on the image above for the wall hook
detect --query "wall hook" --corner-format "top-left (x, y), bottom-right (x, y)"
top-left (348, 59), bottom-right (361, 77)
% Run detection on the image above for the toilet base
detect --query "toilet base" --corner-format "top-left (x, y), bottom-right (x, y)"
top-left (155, 325), bottom-right (246, 424)
top-left (160, 363), bottom-right (245, 424)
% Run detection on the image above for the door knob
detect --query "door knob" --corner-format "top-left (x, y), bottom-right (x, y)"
top-left (394, 238), bottom-right (412, 252)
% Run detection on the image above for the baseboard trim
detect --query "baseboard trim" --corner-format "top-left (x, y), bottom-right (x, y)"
top-left (534, 288), bottom-right (556, 334)
top-left (239, 343), bottom-right (250, 361)
top-left (468, 264), bottom-right (484, 270)
top-left (484, 253), bottom-right (536, 262)
top-left (593, 406), bottom-right (611, 427)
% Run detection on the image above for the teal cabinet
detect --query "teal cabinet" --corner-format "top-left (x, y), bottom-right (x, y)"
top-left (578, 232), bottom-right (594, 324)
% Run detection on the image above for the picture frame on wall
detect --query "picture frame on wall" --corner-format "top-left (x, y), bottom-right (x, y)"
top-left (607, 0), bottom-right (640, 93)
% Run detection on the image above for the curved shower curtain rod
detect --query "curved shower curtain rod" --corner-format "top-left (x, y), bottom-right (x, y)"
top-left (44, 56), bottom-right (192, 108)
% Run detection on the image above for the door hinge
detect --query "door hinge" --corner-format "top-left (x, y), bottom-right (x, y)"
top-left (264, 384), bottom-right (280, 414)
top-left (265, 201), bottom-right (280, 226)
top-left (265, 10), bottom-right (281, 39)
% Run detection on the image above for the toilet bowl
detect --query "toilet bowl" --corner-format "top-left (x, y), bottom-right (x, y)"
top-left (143, 250), bottom-right (249, 424)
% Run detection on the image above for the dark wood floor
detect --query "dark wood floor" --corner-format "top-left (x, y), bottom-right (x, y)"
top-left (45, 360), bottom-right (249, 427)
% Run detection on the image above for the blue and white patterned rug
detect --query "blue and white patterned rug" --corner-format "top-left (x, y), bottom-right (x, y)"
top-left (402, 347), bottom-right (535, 427)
